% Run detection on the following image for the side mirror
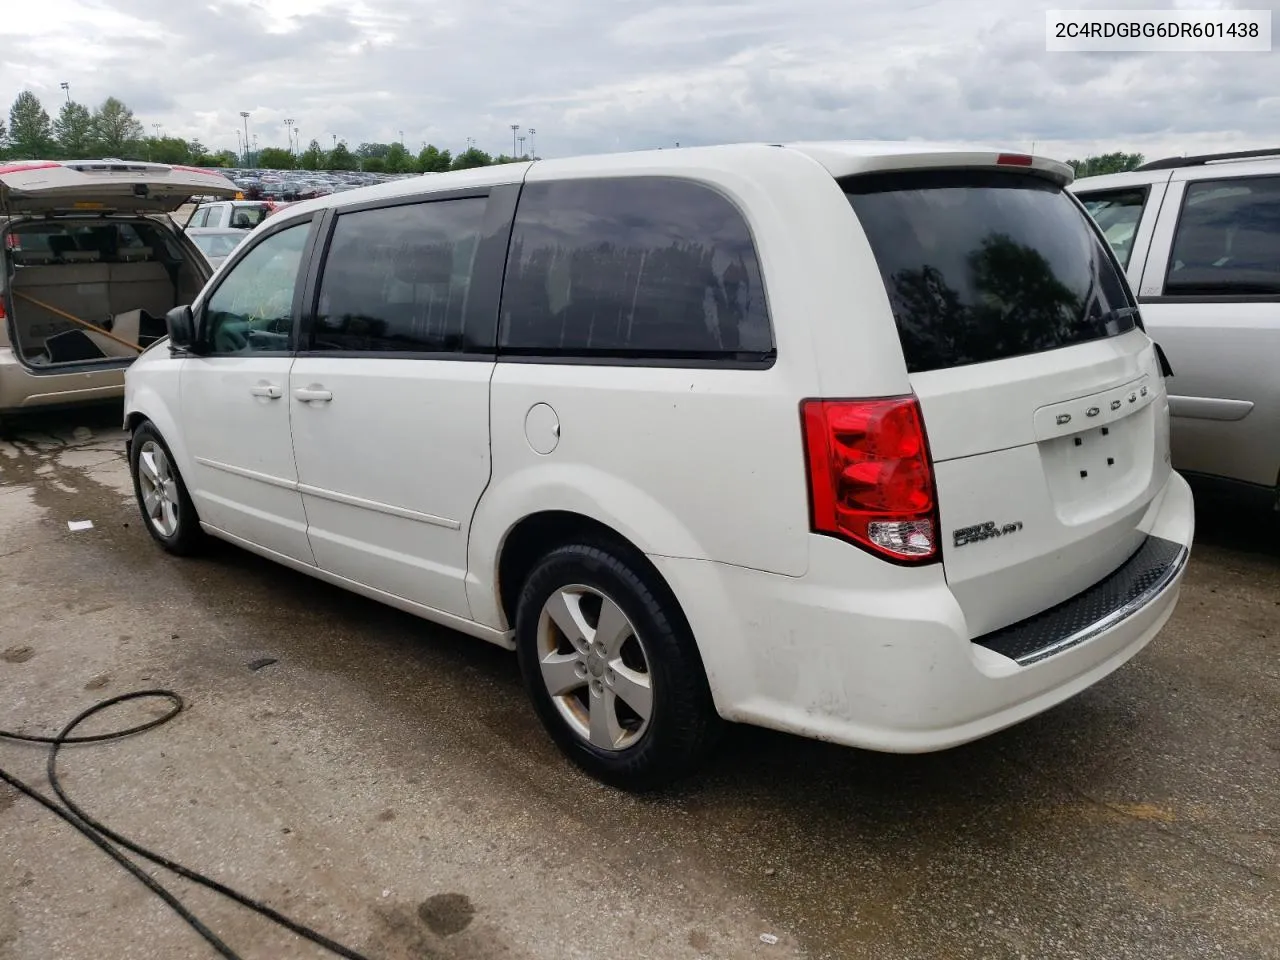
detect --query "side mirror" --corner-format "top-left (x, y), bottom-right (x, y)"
top-left (165, 305), bottom-right (200, 353)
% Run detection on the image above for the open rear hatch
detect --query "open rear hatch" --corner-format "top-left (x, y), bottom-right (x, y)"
top-left (843, 162), bottom-right (1175, 641)
top-left (0, 160), bottom-right (240, 216)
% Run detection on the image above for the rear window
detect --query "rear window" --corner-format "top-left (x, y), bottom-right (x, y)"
top-left (845, 170), bottom-right (1136, 374)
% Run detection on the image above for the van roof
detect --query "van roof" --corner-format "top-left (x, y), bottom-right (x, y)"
top-left (270, 140), bottom-right (1075, 223)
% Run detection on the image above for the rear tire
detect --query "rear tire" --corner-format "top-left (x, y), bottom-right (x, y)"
top-left (129, 422), bottom-right (204, 556)
top-left (515, 542), bottom-right (721, 791)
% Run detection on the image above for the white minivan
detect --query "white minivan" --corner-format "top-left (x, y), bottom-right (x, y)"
top-left (123, 142), bottom-right (1195, 789)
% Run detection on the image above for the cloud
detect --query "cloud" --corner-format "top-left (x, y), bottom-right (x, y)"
top-left (0, 0), bottom-right (1276, 164)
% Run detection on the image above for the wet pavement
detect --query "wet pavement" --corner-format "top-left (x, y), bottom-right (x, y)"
top-left (1, 408), bottom-right (1278, 960)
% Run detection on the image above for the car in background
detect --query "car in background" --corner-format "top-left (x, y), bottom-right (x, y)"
top-left (1072, 147), bottom-right (1280, 511)
top-left (0, 159), bottom-right (237, 425)
top-left (185, 228), bottom-right (245, 269)
top-left (187, 199), bottom-right (274, 230)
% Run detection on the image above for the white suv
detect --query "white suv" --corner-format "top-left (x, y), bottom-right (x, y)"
top-left (123, 142), bottom-right (1195, 789)
top-left (1071, 148), bottom-right (1280, 510)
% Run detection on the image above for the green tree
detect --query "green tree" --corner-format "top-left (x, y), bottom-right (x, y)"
top-left (356, 141), bottom-right (391, 160)
top-left (92, 97), bottom-right (145, 158)
top-left (1067, 152), bottom-right (1145, 178)
top-left (326, 142), bottom-right (357, 171)
top-left (146, 136), bottom-right (192, 164)
top-left (187, 138), bottom-right (207, 159)
top-left (450, 146), bottom-right (492, 170)
top-left (299, 138), bottom-right (325, 170)
top-left (362, 156), bottom-right (386, 172)
top-left (257, 146), bottom-right (295, 170)
top-left (0, 117), bottom-right (7, 157)
top-left (213, 150), bottom-right (238, 167)
top-left (416, 144), bottom-right (451, 173)
top-left (8, 91), bottom-right (54, 159)
top-left (53, 100), bottom-right (95, 158)
top-left (385, 141), bottom-right (415, 173)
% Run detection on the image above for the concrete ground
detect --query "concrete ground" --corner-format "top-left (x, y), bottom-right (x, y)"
top-left (1, 407), bottom-right (1277, 960)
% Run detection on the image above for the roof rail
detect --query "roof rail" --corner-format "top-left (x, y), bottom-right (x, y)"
top-left (1135, 147), bottom-right (1280, 171)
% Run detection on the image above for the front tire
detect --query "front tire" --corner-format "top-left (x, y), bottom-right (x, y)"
top-left (129, 422), bottom-right (204, 555)
top-left (515, 542), bottom-right (721, 791)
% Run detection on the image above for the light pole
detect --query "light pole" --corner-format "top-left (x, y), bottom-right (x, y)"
top-left (60, 82), bottom-right (70, 104)
top-left (528, 128), bottom-right (536, 159)
top-left (252, 134), bottom-right (259, 167)
top-left (239, 111), bottom-right (251, 165)
top-left (510, 124), bottom-right (519, 158)
top-left (517, 136), bottom-right (525, 158)
top-left (235, 130), bottom-right (242, 164)
top-left (284, 118), bottom-right (295, 155)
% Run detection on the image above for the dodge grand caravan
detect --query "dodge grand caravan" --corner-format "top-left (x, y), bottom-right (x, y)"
top-left (123, 142), bottom-right (1195, 789)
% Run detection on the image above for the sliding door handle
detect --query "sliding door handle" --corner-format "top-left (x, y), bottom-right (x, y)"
top-left (294, 386), bottom-right (333, 403)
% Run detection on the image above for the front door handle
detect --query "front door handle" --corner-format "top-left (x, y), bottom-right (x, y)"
top-left (250, 382), bottom-right (282, 399)
top-left (294, 386), bottom-right (333, 403)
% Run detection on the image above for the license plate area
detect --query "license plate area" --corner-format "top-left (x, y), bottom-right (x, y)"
top-left (1039, 406), bottom-right (1156, 525)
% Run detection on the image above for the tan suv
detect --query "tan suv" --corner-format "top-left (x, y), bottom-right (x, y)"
top-left (0, 159), bottom-right (238, 428)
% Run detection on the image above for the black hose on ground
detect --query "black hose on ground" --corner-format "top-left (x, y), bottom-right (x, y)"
top-left (0, 690), bottom-right (376, 960)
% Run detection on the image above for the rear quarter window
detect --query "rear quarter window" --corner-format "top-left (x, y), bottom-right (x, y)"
top-left (845, 170), bottom-right (1135, 374)
top-left (1078, 187), bottom-right (1148, 268)
top-left (498, 176), bottom-right (773, 363)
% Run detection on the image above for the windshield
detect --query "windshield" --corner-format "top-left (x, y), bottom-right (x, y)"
top-left (844, 170), bottom-right (1136, 374)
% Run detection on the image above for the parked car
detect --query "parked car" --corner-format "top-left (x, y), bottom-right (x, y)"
top-left (124, 142), bottom-right (1194, 789)
top-left (186, 200), bottom-right (274, 230)
top-left (1072, 147), bottom-right (1280, 510)
top-left (185, 228), bottom-right (245, 269)
top-left (0, 159), bottom-right (239, 425)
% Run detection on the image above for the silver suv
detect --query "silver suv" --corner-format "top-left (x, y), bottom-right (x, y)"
top-left (1072, 147), bottom-right (1280, 510)
top-left (0, 159), bottom-right (238, 426)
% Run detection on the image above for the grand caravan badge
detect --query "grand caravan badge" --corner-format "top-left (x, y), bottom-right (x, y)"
top-left (953, 520), bottom-right (1024, 548)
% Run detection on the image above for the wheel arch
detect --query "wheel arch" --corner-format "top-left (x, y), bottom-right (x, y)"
top-left (466, 464), bottom-right (712, 633)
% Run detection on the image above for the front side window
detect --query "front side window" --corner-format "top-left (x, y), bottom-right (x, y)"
top-left (202, 220), bottom-right (310, 354)
top-left (1079, 188), bottom-right (1148, 268)
top-left (499, 177), bottom-right (773, 361)
top-left (1164, 176), bottom-right (1280, 297)
top-left (311, 197), bottom-right (486, 354)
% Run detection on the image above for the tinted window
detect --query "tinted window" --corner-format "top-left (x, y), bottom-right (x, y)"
top-left (203, 221), bottom-right (310, 355)
top-left (311, 197), bottom-right (486, 354)
top-left (1079, 188), bottom-right (1148, 268)
top-left (499, 177), bottom-right (772, 360)
top-left (1165, 176), bottom-right (1280, 297)
top-left (845, 170), bottom-right (1135, 374)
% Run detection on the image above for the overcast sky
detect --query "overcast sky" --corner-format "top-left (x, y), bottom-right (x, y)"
top-left (2, 0), bottom-right (1277, 163)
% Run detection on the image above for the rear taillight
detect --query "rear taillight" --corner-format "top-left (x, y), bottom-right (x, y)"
top-left (801, 396), bottom-right (939, 563)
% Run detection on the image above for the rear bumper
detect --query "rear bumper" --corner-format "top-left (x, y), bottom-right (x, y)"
top-left (0, 346), bottom-right (125, 414)
top-left (651, 469), bottom-right (1195, 753)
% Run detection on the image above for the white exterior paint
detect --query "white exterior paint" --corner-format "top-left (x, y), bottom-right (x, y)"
top-left (124, 141), bottom-right (1195, 754)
